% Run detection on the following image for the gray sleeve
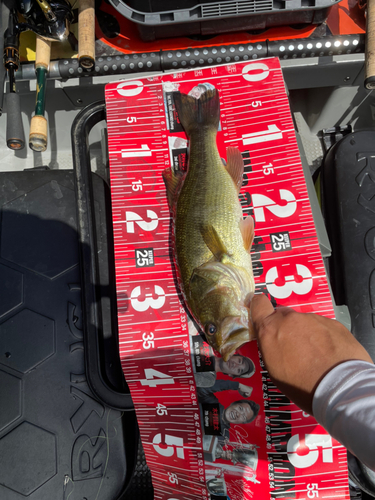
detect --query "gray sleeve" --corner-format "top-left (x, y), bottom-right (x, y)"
top-left (312, 359), bottom-right (375, 471)
top-left (194, 371), bottom-right (216, 387)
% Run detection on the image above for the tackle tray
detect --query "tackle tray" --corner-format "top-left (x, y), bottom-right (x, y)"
top-left (108, 0), bottom-right (342, 41)
top-left (0, 101), bottom-right (154, 499)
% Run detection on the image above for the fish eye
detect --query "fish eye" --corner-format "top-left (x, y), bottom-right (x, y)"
top-left (205, 323), bottom-right (217, 336)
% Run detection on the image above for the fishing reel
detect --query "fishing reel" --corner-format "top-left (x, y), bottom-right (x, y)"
top-left (15, 0), bottom-right (73, 41)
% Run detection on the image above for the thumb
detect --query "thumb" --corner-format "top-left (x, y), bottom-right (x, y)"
top-left (250, 294), bottom-right (275, 335)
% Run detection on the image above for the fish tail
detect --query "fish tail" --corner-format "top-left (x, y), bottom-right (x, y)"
top-left (173, 89), bottom-right (220, 136)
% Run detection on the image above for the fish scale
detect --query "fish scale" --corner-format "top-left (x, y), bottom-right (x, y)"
top-left (176, 130), bottom-right (248, 285)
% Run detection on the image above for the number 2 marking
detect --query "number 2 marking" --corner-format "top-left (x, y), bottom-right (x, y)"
top-left (125, 210), bottom-right (158, 233)
top-left (252, 189), bottom-right (297, 222)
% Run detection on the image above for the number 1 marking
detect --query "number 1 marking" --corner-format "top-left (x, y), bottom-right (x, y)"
top-left (121, 145), bottom-right (151, 158)
top-left (242, 125), bottom-right (282, 145)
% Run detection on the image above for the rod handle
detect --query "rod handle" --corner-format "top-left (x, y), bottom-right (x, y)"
top-left (78, 0), bottom-right (95, 69)
top-left (29, 115), bottom-right (48, 152)
top-left (35, 36), bottom-right (51, 70)
top-left (365, 0), bottom-right (375, 89)
top-left (5, 92), bottom-right (25, 150)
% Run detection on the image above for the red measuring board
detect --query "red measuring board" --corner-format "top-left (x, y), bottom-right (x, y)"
top-left (105, 58), bottom-right (350, 500)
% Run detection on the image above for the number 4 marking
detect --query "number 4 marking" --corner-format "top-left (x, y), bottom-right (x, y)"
top-left (141, 369), bottom-right (175, 387)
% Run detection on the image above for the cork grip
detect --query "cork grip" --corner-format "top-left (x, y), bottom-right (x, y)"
top-left (29, 115), bottom-right (48, 152)
top-left (78, 0), bottom-right (95, 69)
top-left (35, 36), bottom-right (51, 70)
top-left (365, 0), bottom-right (375, 89)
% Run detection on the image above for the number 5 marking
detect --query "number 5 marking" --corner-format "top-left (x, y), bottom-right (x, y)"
top-left (131, 285), bottom-right (165, 312)
top-left (252, 189), bottom-right (297, 222)
top-left (287, 434), bottom-right (333, 468)
top-left (125, 210), bottom-right (158, 233)
top-left (266, 264), bottom-right (313, 299)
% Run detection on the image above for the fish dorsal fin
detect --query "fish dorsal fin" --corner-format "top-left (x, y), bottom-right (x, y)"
top-left (225, 147), bottom-right (244, 193)
top-left (201, 224), bottom-right (228, 261)
top-left (162, 167), bottom-right (184, 209)
top-left (239, 216), bottom-right (254, 252)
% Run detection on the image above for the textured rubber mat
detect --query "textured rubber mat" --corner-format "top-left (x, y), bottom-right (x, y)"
top-left (0, 169), bottom-right (152, 500)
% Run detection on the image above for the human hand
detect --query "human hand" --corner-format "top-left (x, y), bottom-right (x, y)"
top-left (238, 383), bottom-right (253, 397)
top-left (250, 294), bottom-right (373, 414)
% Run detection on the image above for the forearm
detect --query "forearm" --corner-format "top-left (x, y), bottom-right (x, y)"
top-left (313, 360), bottom-right (375, 471)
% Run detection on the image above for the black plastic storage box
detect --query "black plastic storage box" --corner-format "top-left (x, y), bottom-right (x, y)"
top-left (108, 0), bottom-right (342, 41)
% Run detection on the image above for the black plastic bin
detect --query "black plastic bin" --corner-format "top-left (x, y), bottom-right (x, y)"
top-left (0, 102), bottom-right (154, 499)
top-left (108, 0), bottom-right (342, 41)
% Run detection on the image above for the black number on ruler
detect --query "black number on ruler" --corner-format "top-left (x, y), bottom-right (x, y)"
top-left (251, 252), bottom-right (264, 278)
top-left (239, 192), bottom-right (254, 218)
top-left (135, 248), bottom-right (155, 267)
top-left (270, 232), bottom-right (292, 253)
top-left (241, 151), bottom-right (252, 187)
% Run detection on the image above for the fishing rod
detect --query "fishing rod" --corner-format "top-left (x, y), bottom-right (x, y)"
top-left (4, 8), bottom-right (25, 150)
top-left (78, 0), bottom-right (96, 69)
top-left (29, 35), bottom-right (51, 151)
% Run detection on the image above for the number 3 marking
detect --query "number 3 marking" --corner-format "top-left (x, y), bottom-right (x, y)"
top-left (266, 264), bottom-right (313, 299)
top-left (131, 285), bottom-right (165, 312)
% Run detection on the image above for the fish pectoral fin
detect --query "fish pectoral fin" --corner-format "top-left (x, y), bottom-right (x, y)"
top-left (162, 167), bottom-right (184, 209)
top-left (201, 224), bottom-right (228, 261)
top-left (225, 147), bottom-right (244, 193)
top-left (239, 216), bottom-right (254, 252)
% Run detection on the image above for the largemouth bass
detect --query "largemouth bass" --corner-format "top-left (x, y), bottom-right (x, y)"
top-left (163, 88), bottom-right (255, 360)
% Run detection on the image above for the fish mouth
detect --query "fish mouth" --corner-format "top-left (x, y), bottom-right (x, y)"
top-left (214, 316), bottom-right (251, 361)
top-left (219, 328), bottom-right (250, 361)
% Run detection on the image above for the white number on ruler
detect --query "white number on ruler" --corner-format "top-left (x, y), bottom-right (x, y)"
top-left (126, 116), bottom-right (137, 123)
top-left (251, 100), bottom-right (262, 108)
top-left (262, 163), bottom-right (274, 175)
top-left (131, 285), bottom-right (165, 312)
top-left (132, 180), bottom-right (143, 191)
top-left (125, 210), bottom-right (158, 233)
top-left (266, 264), bottom-right (313, 299)
top-left (287, 434), bottom-right (333, 468)
top-left (252, 189), bottom-right (297, 222)
top-left (307, 484), bottom-right (319, 498)
top-left (152, 433), bottom-right (184, 458)
top-left (141, 368), bottom-right (174, 387)
top-left (168, 473), bottom-right (179, 485)
top-left (156, 403), bottom-right (168, 416)
top-left (121, 145), bottom-right (151, 158)
top-left (142, 332), bottom-right (154, 349)
top-left (242, 124), bottom-right (282, 145)
top-left (117, 80), bottom-right (144, 97)
top-left (242, 63), bottom-right (270, 82)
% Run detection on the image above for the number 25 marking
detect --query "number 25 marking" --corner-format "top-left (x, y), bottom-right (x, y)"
top-left (252, 189), bottom-right (297, 222)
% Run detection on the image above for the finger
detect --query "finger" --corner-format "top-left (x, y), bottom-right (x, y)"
top-left (250, 294), bottom-right (275, 332)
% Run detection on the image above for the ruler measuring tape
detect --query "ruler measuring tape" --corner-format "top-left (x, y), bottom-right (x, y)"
top-left (105, 58), bottom-right (350, 500)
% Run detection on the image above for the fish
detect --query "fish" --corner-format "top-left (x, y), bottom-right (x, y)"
top-left (163, 88), bottom-right (255, 361)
